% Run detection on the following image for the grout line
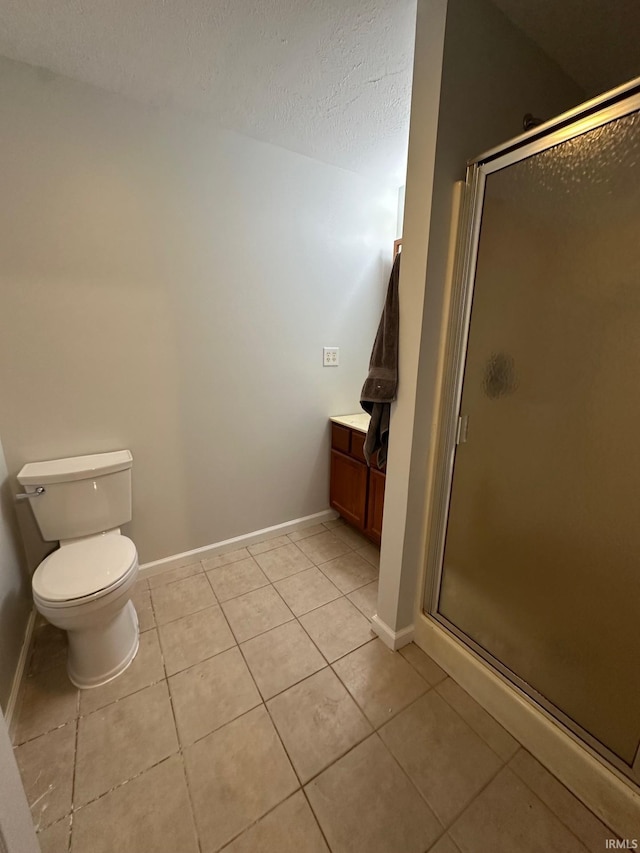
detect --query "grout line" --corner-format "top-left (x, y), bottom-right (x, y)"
top-left (294, 606), bottom-right (377, 667)
top-left (158, 632), bottom-right (204, 853)
top-left (14, 715), bottom-right (77, 748)
top-left (313, 558), bottom-right (378, 595)
top-left (370, 729), bottom-right (449, 833)
top-left (151, 599), bottom-right (218, 629)
top-left (440, 762), bottom-right (514, 832)
top-left (506, 748), bottom-right (622, 843)
top-left (328, 641), bottom-right (419, 732)
top-left (434, 678), bottom-right (518, 765)
top-left (234, 637), bottom-right (305, 791)
top-left (207, 577), bottom-right (271, 606)
top-left (148, 590), bottom-right (204, 852)
top-left (301, 786), bottom-right (334, 851)
top-left (398, 645), bottom-right (448, 688)
top-left (145, 562), bottom-right (205, 591)
top-left (256, 660), bottom-right (330, 705)
top-left (214, 791), bottom-right (306, 851)
top-left (71, 752), bottom-right (180, 814)
top-left (66, 713), bottom-right (79, 853)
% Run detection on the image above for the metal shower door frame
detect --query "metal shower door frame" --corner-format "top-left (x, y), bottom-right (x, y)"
top-left (422, 77), bottom-right (640, 782)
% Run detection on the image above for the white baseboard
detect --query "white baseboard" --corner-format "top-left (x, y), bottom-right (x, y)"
top-left (5, 608), bottom-right (36, 739)
top-left (371, 614), bottom-right (414, 650)
top-left (138, 509), bottom-right (339, 579)
top-left (413, 612), bottom-right (640, 839)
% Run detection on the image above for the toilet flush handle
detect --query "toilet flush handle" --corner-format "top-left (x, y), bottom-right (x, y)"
top-left (15, 486), bottom-right (46, 501)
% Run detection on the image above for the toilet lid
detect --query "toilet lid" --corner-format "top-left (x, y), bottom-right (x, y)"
top-left (33, 536), bottom-right (138, 602)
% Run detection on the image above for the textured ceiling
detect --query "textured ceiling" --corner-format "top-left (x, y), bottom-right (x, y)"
top-left (1, 1), bottom-right (638, 187)
top-left (0, 0), bottom-right (417, 183)
top-left (493, 0), bottom-right (640, 97)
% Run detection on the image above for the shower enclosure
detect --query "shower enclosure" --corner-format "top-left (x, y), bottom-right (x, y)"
top-left (424, 79), bottom-right (640, 783)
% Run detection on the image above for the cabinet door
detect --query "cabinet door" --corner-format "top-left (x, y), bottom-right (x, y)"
top-left (365, 468), bottom-right (386, 545)
top-left (330, 450), bottom-right (367, 529)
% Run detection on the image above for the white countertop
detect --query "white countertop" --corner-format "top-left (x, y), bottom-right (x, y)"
top-left (330, 413), bottom-right (370, 434)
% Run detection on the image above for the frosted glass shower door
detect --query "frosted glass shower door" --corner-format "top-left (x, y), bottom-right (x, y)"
top-left (436, 107), bottom-right (640, 775)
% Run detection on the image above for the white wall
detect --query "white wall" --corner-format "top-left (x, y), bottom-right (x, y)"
top-left (378, 0), bottom-right (585, 635)
top-left (0, 435), bottom-right (31, 712)
top-left (0, 56), bottom-right (396, 564)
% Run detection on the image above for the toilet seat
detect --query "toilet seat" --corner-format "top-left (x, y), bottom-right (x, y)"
top-left (33, 535), bottom-right (138, 607)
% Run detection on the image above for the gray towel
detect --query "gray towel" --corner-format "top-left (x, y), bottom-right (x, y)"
top-left (360, 251), bottom-right (400, 468)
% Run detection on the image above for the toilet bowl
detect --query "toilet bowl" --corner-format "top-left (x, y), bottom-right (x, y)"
top-left (17, 450), bottom-right (141, 689)
top-left (33, 533), bottom-right (140, 688)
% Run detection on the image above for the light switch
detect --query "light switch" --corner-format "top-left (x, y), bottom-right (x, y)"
top-left (323, 347), bottom-right (339, 366)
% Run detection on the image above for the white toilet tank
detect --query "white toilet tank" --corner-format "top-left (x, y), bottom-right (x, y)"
top-left (17, 450), bottom-right (133, 542)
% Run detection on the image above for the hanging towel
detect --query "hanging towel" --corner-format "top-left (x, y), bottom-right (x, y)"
top-left (360, 251), bottom-right (400, 468)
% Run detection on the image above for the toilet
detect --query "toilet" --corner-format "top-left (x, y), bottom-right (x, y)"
top-left (17, 450), bottom-right (140, 689)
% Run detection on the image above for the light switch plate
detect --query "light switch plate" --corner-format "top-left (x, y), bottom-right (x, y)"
top-left (323, 347), bottom-right (339, 366)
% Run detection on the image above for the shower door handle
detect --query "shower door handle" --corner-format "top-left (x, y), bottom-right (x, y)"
top-left (455, 415), bottom-right (469, 445)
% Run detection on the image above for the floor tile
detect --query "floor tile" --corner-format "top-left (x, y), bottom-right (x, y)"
top-left (159, 604), bottom-right (235, 676)
top-left (400, 642), bottom-right (447, 686)
top-left (206, 556), bottom-right (269, 601)
top-left (355, 543), bottom-right (380, 569)
top-left (28, 623), bottom-right (68, 676)
top-left (347, 580), bottom-right (378, 620)
top-left (184, 705), bottom-right (298, 852)
top-left (305, 734), bottom-right (441, 853)
top-left (38, 816), bottom-right (71, 853)
top-left (268, 668), bottom-right (372, 783)
top-left (508, 750), bottom-right (614, 851)
top-left (131, 583), bottom-right (155, 632)
top-left (75, 681), bottom-right (178, 805)
top-left (202, 547), bottom-right (250, 571)
top-left (430, 836), bottom-right (462, 853)
top-left (71, 755), bottom-right (198, 853)
top-left (322, 518), bottom-right (345, 530)
top-left (253, 543), bottom-right (313, 582)
top-left (15, 664), bottom-right (78, 744)
top-left (15, 722), bottom-right (75, 830)
top-left (147, 561), bottom-right (203, 590)
top-left (221, 791), bottom-right (329, 853)
top-left (241, 620), bottom-right (325, 700)
top-left (449, 768), bottom-right (588, 853)
top-left (299, 598), bottom-right (373, 662)
top-left (221, 585), bottom-right (294, 643)
top-left (333, 638), bottom-right (427, 727)
top-left (437, 678), bottom-right (518, 762)
top-left (169, 646), bottom-right (261, 745)
top-left (274, 567), bottom-right (341, 616)
top-left (288, 523), bottom-right (327, 542)
top-left (248, 534), bottom-right (291, 555)
top-left (79, 628), bottom-right (164, 715)
top-left (379, 691), bottom-right (503, 826)
top-left (318, 551), bottom-right (378, 594)
top-left (330, 524), bottom-right (372, 550)
top-left (151, 574), bottom-right (216, 625)
top-left (296, 531), bottom-right (352, 565)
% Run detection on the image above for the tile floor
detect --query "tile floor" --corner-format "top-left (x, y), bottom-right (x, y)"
top-left (13, 520), bottom-right (617, 853)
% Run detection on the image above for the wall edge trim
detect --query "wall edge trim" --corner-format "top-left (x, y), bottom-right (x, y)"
top-left (5, 608), bottom-right (36, 739)
top-left (371, 614), bottom-right (414, 650)
top-left (138, 508), bottom-right (339, 577)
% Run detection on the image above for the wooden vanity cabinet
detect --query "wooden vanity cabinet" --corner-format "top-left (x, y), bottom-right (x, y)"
top-left (365, 468), bottom-right (385, 543)
top-left (329, 422), bottom-right (385, 545)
